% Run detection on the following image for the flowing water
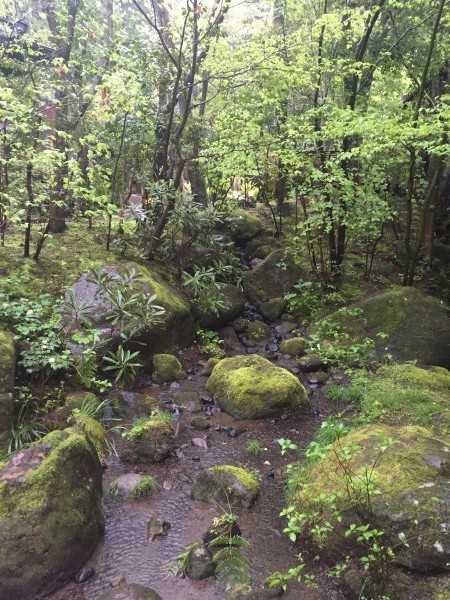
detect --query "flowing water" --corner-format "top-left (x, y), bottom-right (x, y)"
top-left (49, 350), bottom-right (346, 600)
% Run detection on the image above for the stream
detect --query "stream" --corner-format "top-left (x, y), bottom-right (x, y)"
top-left (49, 330), bottom-right (347, 600)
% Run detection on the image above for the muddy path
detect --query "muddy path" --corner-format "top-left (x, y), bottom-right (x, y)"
top-left (50, 345), bottom-right (347, 600)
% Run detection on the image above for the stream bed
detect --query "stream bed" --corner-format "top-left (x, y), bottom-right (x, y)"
top-left (49, 350), bottom-right (346, 600)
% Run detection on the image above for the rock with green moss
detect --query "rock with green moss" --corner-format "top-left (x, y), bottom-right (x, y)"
top-left (279, 337), bottom-right (308, 357)
top-left (120, 420), bottom-right (174, 463)
top-left (191, 465), bottom-right (260, 508)
top-left (292, 424), bottom-right (450, 572)
top-left (196, 283), bottom-right (245, 329)
top-left (67, 262), bottom-right (194, 355)
top-left (0, 330), bottom-right (15, 448)
top-left (98, 583), bottom-right (162, 600)
top-left (320, 287), bottom-right (450, 368)
top-left (229, 585), bottom-right (280, 599)
top-left (185, 543), bottom-right (215, 580)
top-left (152, 353), bottom-right (185, 383)
top-left (247, 320), bottom-right (271, 343)
top-left (206, 355), bottom-right (308, 419)
top-left (0, 428), bottom-right (104, 599)
top-left (222, 210), bottom-right (263, 243)
top-left (258, 298), bottom-right (287, 322)
top-left (243, 250), bottom-right (306, 321)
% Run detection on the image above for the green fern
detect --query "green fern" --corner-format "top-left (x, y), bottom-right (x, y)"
top-left (208, 535), bottom-right (251, 591)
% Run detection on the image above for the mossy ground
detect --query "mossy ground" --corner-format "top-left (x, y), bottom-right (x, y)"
top-left (0, 221), bottom-right (114, 300)
top-left (349, 364), bottom-right (450, 431)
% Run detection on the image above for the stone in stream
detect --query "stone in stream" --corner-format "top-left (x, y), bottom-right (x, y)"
top-left (0, 329), bottom-right (15, 450)
top-left (279, 337), bottom-right (308, 357)
top-left (151, 353), bottom-right (186, 384)
top-left (246, 320), bottom-right (271, 343)
top-left (75, 566), bottom-right (95, 583)
top-left (191, 465), bottom-right (260, 508)
top-left (190, 415), bottom-right (210, 430)
top-left (184, 543), bottom-right (215, 580)
top-left (172, 390), bottom-right (202, 412)
top-left (146, 515), bottom-right (171, 542)
top-left (119, 420), bottom-right (175, 464)
top-left (0, 428), bottom-right (104, 599)
top-left (206, 354), bottom-right (308, 419)
top-left (296, 354), bottom-right (326, 373)
top-left (109, 473), bottom-right (145, 499)
top-left (98, 583), bottom-right (163, 600)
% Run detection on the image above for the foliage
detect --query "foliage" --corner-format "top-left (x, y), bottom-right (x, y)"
top-left (196, 328), bottom-right (225, 359)
top-left (245, 439), bottom-right (262, 456)
top-left (103, 345), bottom-right (142, 388)
top-left (0, 293), bottom-right (72, 375)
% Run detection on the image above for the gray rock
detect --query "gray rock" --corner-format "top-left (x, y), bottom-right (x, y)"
top-left (185, 544), bottom-right (215, 580)
top-left (172, 391), bottom-right (202, 413)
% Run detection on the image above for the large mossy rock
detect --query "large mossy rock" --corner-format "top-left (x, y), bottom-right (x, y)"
top-left (98, 583), bottom-right (163, 600)
top-left (0, 428), bottom-right (104, 599)
top-left (196, 283), bottom-right (246, 329)
top-left (222, 210), bottom-right (263, 243)
top-left (243, 250), bottom-right (305, 321)
top-left (206, 355), bottom-right (308, 419)
top-left (120, 420), bottom-right (175, 463)
top-left (293, 424), bottom-right (450, 572)
top-left (322, 287), bottom-right (450, 368)
top-left (191, 465), bottom-right (260, 508)
top-left (0, 330), bottom-right (15, 447)
top-left (67, 262), bottom-right (194, 354)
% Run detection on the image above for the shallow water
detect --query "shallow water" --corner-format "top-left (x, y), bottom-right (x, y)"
top-left (49, 361), bottom-right (344, 600)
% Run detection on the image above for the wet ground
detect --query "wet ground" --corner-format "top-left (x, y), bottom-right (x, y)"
top-left (49, 345), bottom-right (347, 600)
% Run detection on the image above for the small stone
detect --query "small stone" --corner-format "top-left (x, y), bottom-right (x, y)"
top-left (297, 354), bottom-right (325, 373)
top-left (75, 567), bottom-right (95, 584)
top-left (169, 381), bottom-right (181, 390)
top-left (190, 415), bottom-right (210, 430)
top-left (110, 575), bottom-right (126, 588)
top-left (275, 321), bottom-right (297, 334)
top-left (191, 437), bottom-right (208, 449)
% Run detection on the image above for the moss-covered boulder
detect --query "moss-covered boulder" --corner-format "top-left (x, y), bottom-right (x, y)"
top-left (206, 355), bottom-right (308, 419)
top-left (120, 420), bottom-right (175, 463)
top-left (247, 320), bottom-right (271, 343)
top-left (320, 287), bottom-right (450, 368)
top-left (191, 465), bottom-right (260, 508)
top-left (279, 337), bottom-right (308, 357)
top-left (98, 583), bottom-right (163, 600)
top-left (0, 428), bottom-right (104, 599)
top-left (152, 353), bottom-right (185, 383)
top-left (196, 283), bottom-right (246, 329)
top-left (222, 210), bottom-right (263, 243)
top-left (243, 250), bottom-right (306, 321)
top-left (67, 262), bottom-right (194, 355)
top-left (292, 424), bottom-right (450, 572)
top-left (0, 330), bottom-right (15, 447)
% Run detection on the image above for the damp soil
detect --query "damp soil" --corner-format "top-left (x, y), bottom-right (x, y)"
top-left (49, 344), bottom-right (350, 600)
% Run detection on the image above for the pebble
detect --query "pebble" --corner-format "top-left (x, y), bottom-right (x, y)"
top-left (191, 437), bottom-right (208, 449)
top-left (75, 567), bottom-right (95, 584)
top-left (110, 575), bottom-right (126, 588)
